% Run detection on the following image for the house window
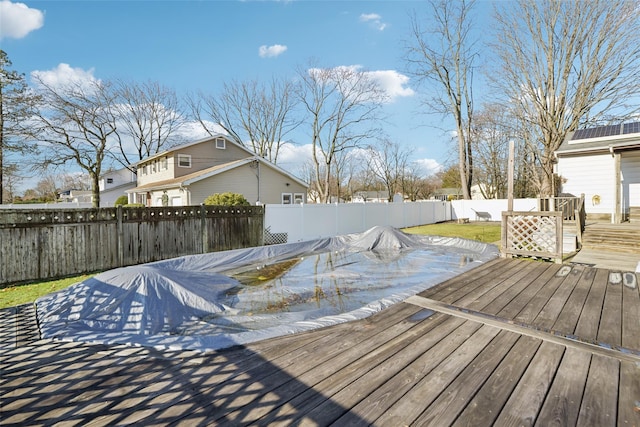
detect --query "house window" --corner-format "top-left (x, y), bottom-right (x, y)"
top-left (294, 193), bottom-right (304, 204)
top-left (177, 154), bottom-right (191, 168)
top-left (161, 157), bottom-right (168, 170)
top-left (215, 138), bottom-right (226, 149)
top-left (282, 193), bottom-right (292, 204)
top-left (106, 178), bottom-right (113, 184)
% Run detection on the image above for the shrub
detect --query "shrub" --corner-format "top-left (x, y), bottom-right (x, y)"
top-left (114, 195), bottom-right (128, 206)
top-left (203, 192), bottom-right (250, 206)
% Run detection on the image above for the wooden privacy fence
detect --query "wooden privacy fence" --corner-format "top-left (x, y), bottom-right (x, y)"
top-left (0, 205), bottom-right (263, 286)
top-left (501, 211), bottom-right (563, 263)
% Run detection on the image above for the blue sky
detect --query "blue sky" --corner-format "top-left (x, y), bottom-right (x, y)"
top-left (1, 0), bottom-right (492, 191)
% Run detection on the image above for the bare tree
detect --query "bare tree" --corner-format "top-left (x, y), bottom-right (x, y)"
top-left (399, 162), bottom-right (426, 201)
top-left (366, 139), bottom-right (411, 201)
top-left (492, 0), bottom-right (640, 196)
top-left (471, 104), bottom-right (511, 199)
top-left (0, 50), bottom-right (39, 203)
top-left (404, 0), bottom-right (478, 199)
top-left (187, 76), bottom-right (300, 163)
top-left (1, 163), bottom-right (22, 203)
top-left (297, 65), bottom-right (385, 203)
top-left (112, 79), bottom-right (184, 171)
top-left (27, 75), bottom-right (118, 207)
top-left (34, 174), bottom-right (59, 202)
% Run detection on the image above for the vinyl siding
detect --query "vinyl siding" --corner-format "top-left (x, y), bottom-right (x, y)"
top-left (136, 137), bottom-right (252, 185)
top-left (172, 139), bottom-right (251, 179)
top-left (556, 153), bottom-right (615, 215)
top-left (187, 163), bottom-right (306, 205)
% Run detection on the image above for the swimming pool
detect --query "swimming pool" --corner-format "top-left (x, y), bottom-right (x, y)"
top-left (36, 226), bottom-right (499, 351)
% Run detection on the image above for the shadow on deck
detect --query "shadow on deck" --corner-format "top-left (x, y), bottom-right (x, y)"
top-left (1, 258), bottom-right (639, 426)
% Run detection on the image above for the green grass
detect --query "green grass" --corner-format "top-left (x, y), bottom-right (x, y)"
top-left (1, 221), bottom-right (502, 310)
top-left (0, 275), bottom-right (93, 310)
top-left (403, 221), bottom-right (502, 244)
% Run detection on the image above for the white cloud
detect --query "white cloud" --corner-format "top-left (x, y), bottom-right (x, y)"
top-left (31, 63), bottom-right (99, 91)
top-left (177, 120), bottom-right (227, 141)
top-left (307, 65), bottom-right (413, 103)
top-left (365, 70), bottom-right (415, 102)
top-left (258, 44), bottom-right (288, 58)
top-left (0, 0), bottom-right (44, 39)
top-left (359, 12), bottom-right (387, 31)
top-left (414, 158), bottom-right (443, 176)
top-left (276, 143), bottom-right (313, 179)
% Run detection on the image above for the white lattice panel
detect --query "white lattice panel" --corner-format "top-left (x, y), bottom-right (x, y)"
top-left (506, 215), bottom-right (556, 252)
top-left (502, 211), bottom-right (563, 263)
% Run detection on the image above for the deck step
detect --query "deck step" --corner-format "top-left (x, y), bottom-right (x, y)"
top-left (581, 223), bottom-right (640, 254)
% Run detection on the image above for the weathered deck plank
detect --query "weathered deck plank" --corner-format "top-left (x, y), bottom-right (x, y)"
top-left (1, 259), bottom-right (638, 426)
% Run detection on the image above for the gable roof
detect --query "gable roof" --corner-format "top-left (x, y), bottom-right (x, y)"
top-left (135, 134), bottom-right (256, 165)
top-left (556, 121), bottom-right (640, 156)
top-left (129, 156), bottom-right (308, 192)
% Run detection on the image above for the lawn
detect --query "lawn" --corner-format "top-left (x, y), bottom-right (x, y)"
top-left (0, 221), bottom-right (502, 310)
top-left (403, 221), bottom-right (502, 244)
top-left (0, 275), bottom-right (93, 310)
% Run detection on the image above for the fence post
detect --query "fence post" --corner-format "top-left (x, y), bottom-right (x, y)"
top-left (117, 205), bottom-right (124, 267)
top-left (501, 211), bottom-right (509, 259)
top-left (555, 213), bottom-right (563, 264)
top-left (200, 204), bottom-right (209, 253)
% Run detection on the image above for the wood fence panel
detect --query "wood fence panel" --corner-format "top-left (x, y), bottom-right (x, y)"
top-left (0, 205), bottom-right (263, 286)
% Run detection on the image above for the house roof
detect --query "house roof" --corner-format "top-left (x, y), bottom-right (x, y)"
top-left (135, 134), bottom-right (255, 166)
top-left (555, 121), bottom-right (640, 156)
top-left (128, 156), bottom-right (308, 193)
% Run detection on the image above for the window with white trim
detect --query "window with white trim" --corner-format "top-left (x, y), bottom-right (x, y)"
top-left (215, 138), bottom-right (226, 149)
top-left (294, 193), bottom-right (304, 204)
top-left (282, 193), bottom-right (292, 204)
top-left (177, 154), bottom-right (191, 168)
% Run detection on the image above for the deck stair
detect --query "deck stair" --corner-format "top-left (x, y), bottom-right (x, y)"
top-left (581, 223), bottom-right (640, 254)
top-left (630, 206), bottom-right (640, 223)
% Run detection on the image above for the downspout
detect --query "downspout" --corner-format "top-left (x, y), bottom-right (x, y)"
top-left (255, 158), bottom-right (261, 205)
top-left (610, 146), bottom-right (622, 224)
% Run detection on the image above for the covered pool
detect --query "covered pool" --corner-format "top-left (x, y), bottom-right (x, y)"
top-left (36, 226), bottom-right (499, 351)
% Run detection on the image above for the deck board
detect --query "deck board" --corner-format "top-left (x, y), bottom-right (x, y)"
top-left (1, 259), bottom-right (638, 426)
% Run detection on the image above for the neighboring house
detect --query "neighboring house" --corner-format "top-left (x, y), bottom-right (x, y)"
top-left (58, 189), bottom-right (92, 203)
top-left (431, 188), bottom-right (463, 201)
top-left (352, 190), bottom-right (390, 203)
top-left (555, 122), bottom-right (640, 223)
top-left (126, 135), bottom-right (308, 206)
top-left (99, 168), bottom-right (137, 207)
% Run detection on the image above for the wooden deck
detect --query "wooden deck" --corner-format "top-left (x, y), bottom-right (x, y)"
top-left (1, 258), bottom-right (639, 426)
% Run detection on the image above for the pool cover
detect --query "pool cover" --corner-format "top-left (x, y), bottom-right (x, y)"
top-left (36, 226), bottom-right (499, 351)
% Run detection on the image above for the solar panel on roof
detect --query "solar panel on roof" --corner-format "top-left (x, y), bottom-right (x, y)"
top-left (571, 124), bottom-right (622, 140)
top-left (623, 122), bottom-right (640, 135)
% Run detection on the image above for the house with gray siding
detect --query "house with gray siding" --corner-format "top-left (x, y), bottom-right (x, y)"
top-left (126, 135), bottom-right (308, 206)
top-left (555, 122), bottom-right (640, 223)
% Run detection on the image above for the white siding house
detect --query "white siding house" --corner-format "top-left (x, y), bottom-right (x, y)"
top-left (555, 122), bottom-right (640, 222)
top-left (99, 168), bottom-right (137, 207)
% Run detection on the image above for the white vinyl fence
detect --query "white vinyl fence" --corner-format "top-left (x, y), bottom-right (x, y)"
top-left (264, 201), bottom-right (451, 243)
top-left (264, 198), bottom-right (540, 244)
top-left (451, 199), bottom-right (538, 222)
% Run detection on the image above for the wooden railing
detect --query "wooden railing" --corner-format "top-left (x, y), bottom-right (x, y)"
top-left (539, 194), bottom-right (586, 249)
top-left (501, 211), bottom-right (564, 264)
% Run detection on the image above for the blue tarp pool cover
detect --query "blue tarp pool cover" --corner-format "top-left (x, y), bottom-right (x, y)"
top-left (36, 226), bottom-right (499, 352)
